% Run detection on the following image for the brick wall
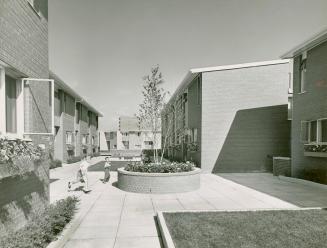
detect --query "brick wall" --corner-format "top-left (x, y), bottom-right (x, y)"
top-left (0, 0), bottom-right (48, 78)
top-left (24, 80), bottom-right (52, 134)
top-left (291, 41), bottom-right (327, 184)
top-left (0, 159), bottom-right (50, 235)
top-left (0, 0), bottom-right (50, 146)
top-left (201, 63), bottom-right (290, 173)
top-left (117, 168), bottom-right (201, 194)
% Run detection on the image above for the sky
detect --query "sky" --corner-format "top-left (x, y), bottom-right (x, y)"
top-left (48, 0), bottom-right (327, 131)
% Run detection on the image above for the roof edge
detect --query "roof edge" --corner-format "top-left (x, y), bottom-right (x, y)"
top-left (164, 59), bottom-right (290, 109)
top-left (49, 71), bottom-right (103, 117)
top-left (190, 59), bottom-right (290, 73)
top-left (281, 28), bottom-right (327, 58)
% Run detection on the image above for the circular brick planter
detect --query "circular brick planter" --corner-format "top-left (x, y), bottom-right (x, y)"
top-left (117, 167), bottom-right (201, 194)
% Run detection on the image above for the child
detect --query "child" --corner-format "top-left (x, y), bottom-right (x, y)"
top-left (103, 155), bottom-right (111, 183)
top-left (68, 155), bottom-right (91, 193)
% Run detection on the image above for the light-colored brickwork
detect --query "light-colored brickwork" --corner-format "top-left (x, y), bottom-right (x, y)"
top-left (117, 168), bottom-right (201, 194)
top-left (0, 0), bottom-right (48, 78)
top-left (202, 62), bottom-right (290, 173)
top-left (163, 61), bottom-right (291, 173)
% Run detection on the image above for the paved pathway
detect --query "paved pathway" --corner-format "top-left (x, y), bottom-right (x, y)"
top-left (50, 158), bottom-right (304, 248)
top-left (220, 173), bottom-right (327, 208)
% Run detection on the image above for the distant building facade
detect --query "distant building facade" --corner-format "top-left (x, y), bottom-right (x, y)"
top-left (51, 72), bottom-right (102, 162)
top-left (282, 29), bottom-right (327, 184)
top-left (162, 60), bottom-right (291, 172)
top-left (104, 116), bottom-right (161, 151)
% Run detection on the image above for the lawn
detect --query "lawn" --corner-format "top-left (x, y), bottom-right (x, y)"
top-left (163, 209), bottom-right (327, 248)
top-left (87, 161), bottom-right (129, 172)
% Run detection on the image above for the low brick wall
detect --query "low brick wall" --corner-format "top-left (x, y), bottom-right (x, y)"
top-left (0, 159), bottom-right (49, 236)
top-left (117, 168), bottom-right (201, 194)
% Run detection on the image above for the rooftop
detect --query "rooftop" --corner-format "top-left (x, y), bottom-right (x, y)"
top-left (281, 28), bottom-right (327, 58)
top-left (50, 71), bottom-right (103, 117)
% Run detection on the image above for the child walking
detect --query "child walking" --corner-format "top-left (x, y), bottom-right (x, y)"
top-left (103, 155), bottom-right (111, 183)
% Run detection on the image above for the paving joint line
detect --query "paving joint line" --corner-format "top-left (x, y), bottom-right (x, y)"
top-left (113, 193), bottom-right (127, 247)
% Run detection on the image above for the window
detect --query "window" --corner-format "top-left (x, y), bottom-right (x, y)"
top-left (310, 120), bottom-right (317, 143)
top-left (82, 134), bottom-right (89, 145)
top-left (301, 119), bottom-right (327, 144)
top-left (299, 52), bottom-right (307, 93)
top-left (287, 96), bottom-right (292, 120)
top-left (320, 119), bottom-right (327, 143)
top-left (109, 132), bottom-right (114, 139)
top-left (193, 128), bottom-right (198, 143)
top-left (64, 93), bottom-right (75, 116)
top-left (5, 75), bottom-right (17, 133)
top-left (144, 141), bottom-right (153, 146)
top-left (76, 103), bottom-right (80, 123)
top-left (66, 131), bottom-right (72, 144)
top-left (122, 141), bottom-right (129, 149)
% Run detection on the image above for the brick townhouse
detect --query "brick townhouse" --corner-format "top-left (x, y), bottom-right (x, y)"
top-left (51, 72), bottom-right (102, 162)
top-left (0, 0), bottom-right (52, 235)
top-left (0, 0), bottom-right (53, 147)
top-left (281, 29), bottom-right (327, 184)
top-left (162, 60), bottom-right (291, 173)
top-left (105, 116), bottom-right (161, 151)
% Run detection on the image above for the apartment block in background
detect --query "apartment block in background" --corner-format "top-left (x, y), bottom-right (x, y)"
top-left (162, 60), bottom-right (291, 173)
top-left (282, 29), bottom-right (327, 184)
top-left (104, 116), bottom-right (161, 151)
top-left (51, 72), bottom-right (102, 162)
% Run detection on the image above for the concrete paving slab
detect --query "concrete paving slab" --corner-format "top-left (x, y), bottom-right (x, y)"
top-left (117, 223), bottom-right (159, 238)
top-left (152, 199), bottom-right (184, 211)
top-left (64, 238), bottom-right (115, 248)
top-left (114, 237), bottom-right (161, 248)
top-left (71, 226), bottom-right (117, 240)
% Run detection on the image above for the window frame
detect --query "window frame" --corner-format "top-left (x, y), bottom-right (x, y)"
top-left (299, 52), bottom-right (307, 94)
top-left (66, 131), bottom-right (73, 145)
top-left (301, 118), bottom-right (327, 145)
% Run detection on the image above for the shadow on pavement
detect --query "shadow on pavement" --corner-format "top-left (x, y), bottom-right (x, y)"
top-left (218, 173), bottom-right (327, 208)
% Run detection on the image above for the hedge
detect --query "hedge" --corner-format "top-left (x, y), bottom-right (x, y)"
top-left (125, 161), bottom-right (195, 173)
top-left (0, 196), bottom-right (79, 248)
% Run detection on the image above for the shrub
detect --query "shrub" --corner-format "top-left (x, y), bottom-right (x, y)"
top-left (304, 144), bottom-right (327, 153)
top-left (0, 196), bottom-right (79, 248)
top-left (0, 137), bottom-right (45, 164)
top-left (50, 159), bottom-right (62, 169)
top-left (67, 156), bottom-right (82, 164)
top-left (125, 161), bottom-right (195, 173)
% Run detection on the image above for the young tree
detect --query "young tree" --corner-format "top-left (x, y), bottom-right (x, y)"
top-left (137, 65), bottom-right (167, 163)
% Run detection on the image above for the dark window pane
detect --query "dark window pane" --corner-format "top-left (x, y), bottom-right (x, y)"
top-left (5, 75), bottom-right (17, 133)
top-left (310, 121), bottom-right (317, 142)
top-left (321, 120), bottom-right (327, 142)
